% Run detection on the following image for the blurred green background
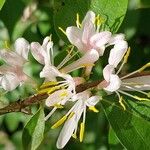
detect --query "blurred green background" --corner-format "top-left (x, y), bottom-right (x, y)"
top-left (0, 0), bottom-right (150, 150)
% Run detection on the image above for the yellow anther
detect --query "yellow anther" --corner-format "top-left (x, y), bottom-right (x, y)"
top-left (83, 63), bottom-right (95, 67)
top-left (146, 92), bottom-right (150, 98)
top-left (79, 122), bottom-right (85, 142)
top-left (39, 81), bottom-right (58, 89)
top-left (58, 27), bottom-right (66, 35)
top-left (133, 95), bottom-right (150, 101)
top-left (68, 112), bottom-right (75, 119)
top-left (89, 106), bottom-right (99, 113)
top-left (76, 13), bottom-right (81, 28)
top-left (54, 104), bottom-right (64, 109)
top-left (138, 62), bottom-right (150, 72)
top-left (119, 96), bottom-right (126, 111)
top-left (4, 41), bottom-right (10, 49)
top-left (95, 14), bottom-right (105, 26)
top-left (72, 133), bottom-right (77, 139)
top-left (51, 115), bottom-right (67, 129)
top-left (59, 91), bottom-right (68, 97)
top-left (47, 86), bottom-right (61, 94)
top-left (124, 47), bottom-right (131, 63)
top-left (37, 86), bottom-right (61, 94)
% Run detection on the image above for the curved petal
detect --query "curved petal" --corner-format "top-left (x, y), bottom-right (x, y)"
top-left (14, 38), bottom-right (30, 60)
top-left (82, 11), bottom-right (95, 27)
top-left (30, 42), bottom-right (45, 64)
top-left (104, 74), bottom-right (121, 92)
top-left (62, 49), bottom-right (99, 73)
top-left (103, 64), bottom-right (115, 82)
top-left (0, 49), bottom-right (25, 66)
top-left (82, 21), bottom-right (95, 45)
top-left (40, 65), bottom-right (60, 81)
top-left (66, 27), bottom-right (84, 51)
top-left (45, 89), bottom-right (71, 107)
top-left (1, 74), bottom-right (20, 91)
top-left (108, 33), bottom-right (125, 45)
top-left (121, 75), bottom-right (150, 91)
top-left (90, 31), bottom-right (112, 48)
top-left (56, 100), bottom-right (84, 149)
top-left (108, 41), bottom-right (128, 67)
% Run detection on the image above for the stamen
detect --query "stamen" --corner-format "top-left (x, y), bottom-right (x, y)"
top-left (76, 13), bottom-right (81, 28)
top-left (51, 115), bottom-right (67, 129)
top-left (121, 62), bottom-right (150, 79)
top-left (72, 133), bottom-right (77, 139)
top-left (116, 47), bottom-right (130, 75)
top-left (118, 90), bottom-right (150, 102)
top-left (122, 84), bottom-right (150, 97)
top-left (39, 81), bottom-right (58, 89)
top-left (53, 104), bottom-right (64, 108)
top-left (88, 106), bottom-right (99, 113)
top-left (116, 91), bottom-right (126, 111)
top-left (59, 91), bottom-right (68, 98)
top-left (4, 41), bottom-right (10, 49)
top-left (44, 107), bottom-right (57, 121)
top-left (79, 122), bottom-right (85, 142)
top-left (58, 27), bottom-right (66, 35)
top-left (57, 46), bottom-right (75, 69)
top-left (68, 112), bottom-right (75, 119)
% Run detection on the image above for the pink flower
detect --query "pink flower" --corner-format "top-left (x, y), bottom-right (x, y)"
top-left (0, 38), bottom-right (33, 91)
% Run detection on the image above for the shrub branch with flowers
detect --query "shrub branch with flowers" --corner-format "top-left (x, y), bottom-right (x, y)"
top-left (0, 0), bottom-right (150, 150)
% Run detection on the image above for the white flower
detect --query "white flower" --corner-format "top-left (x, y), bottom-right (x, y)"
top-left (66, 11), bottom-right (111, 55)
top-left (50, 91), bottom-right (100, 149)
top-left (101, 44), bottom-right (150, 110)
top-left (0, 38), bottom-right (32, 91)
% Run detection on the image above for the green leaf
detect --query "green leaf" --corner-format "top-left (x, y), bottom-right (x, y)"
top-left (54, 0), bottom-right (128, 42)
top-left (0, 0), bottom-right (5, 10)
top-left (90, 0), bottom-right (128, 32)
top-left (22, 107), bottom-right (45, 150)
top-left (101, 94), bottom-right (150, 149)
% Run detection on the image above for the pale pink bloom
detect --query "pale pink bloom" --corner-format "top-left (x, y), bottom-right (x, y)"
top-left (55, 91), bottom-right (100, 149)
top-left (31, 36), bottom-right (53, 65)
top-left (66, 11), bottom-right (111, 55)
top-left (0, 38), bottom-right (32, 91)
top-left (101, 42), bottom-right (150, 104)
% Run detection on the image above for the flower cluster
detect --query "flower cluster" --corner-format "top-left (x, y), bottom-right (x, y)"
top-left (0, 11), bottom-right (150, 149)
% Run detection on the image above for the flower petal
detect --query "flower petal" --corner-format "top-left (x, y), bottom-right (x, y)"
top-left (82, 11), bottom-right (95, 27)
top-left (82, 21), bottom-right (95, 46)
top-left (14, 38), bottom-right (30, 60)
top-left (108, 41), bottom-right (128, 67)
top-left (90, 31), bottom-right (111, 50)
top-left (40, 65), bottom-right (60, 81)
top-left (62, 49), bottom-right (99, 73)
top-left (56, 100), bottom-right (84, 149)
top-left (121, 75), bottom-right (150, 91)
top-left (30, 42), bottom-right (45, 64)
top-left (103, 64), bottom-right (115, 82)
top-left (0, 49), bottom-right (25, 66)
top-left (1, 74), bottom-right (20, 91)
top-left (66, 27), bottom-right (84, 51)
top-left (104, 74), bottom-right (121, 92)
top-left (108, 33), bottom-right (125, 45)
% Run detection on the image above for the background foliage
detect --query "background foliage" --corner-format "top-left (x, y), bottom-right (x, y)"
top-left (0, 0), bottom-right (150, 150)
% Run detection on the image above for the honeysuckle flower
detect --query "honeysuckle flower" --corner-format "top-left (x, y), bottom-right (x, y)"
top-left (101, 45), bottom-right (150, 110)
top-left (50, 91), bottom-right (100, 149)
top-left (0, 38), bottom-right (32, 91)
top-left (66, 11), bottom-right (112, 55)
